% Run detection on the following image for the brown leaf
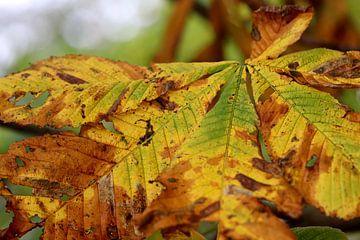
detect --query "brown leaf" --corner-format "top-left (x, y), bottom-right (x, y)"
top-left (250, 5), bottom-right (313, 60)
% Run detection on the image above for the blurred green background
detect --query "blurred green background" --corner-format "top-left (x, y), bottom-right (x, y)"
top-left (0, 0), bottom-right (359, 239)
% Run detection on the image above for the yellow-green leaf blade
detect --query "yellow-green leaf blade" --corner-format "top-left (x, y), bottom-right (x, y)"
top-left (135, 69), bottom-right (301, 239)
top-left (1, 63), bottom-right (239, 239)
top-left (147, 61), bottom-right (237, 100)
top-left (0, 55), bottom-right (151, 128)
top-left (256, 48), bottom-right (360, 88)
top-left (251, 65), bottom-right (360, 219)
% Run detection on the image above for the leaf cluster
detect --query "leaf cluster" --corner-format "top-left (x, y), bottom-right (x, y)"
top-left (0, 5), bottom-right (359, 240)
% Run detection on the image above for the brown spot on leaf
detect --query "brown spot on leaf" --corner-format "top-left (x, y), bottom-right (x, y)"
top-left (289, 70), bottom-right (303, 78)
top-left (235, 130), bottom-right (257, 143)
top-left (199, 201), bottom-right (220, 218)
top-left (132, 184), bottom-right (147, 214)
top-left (281, 125), bottom-right (317, 197)
top-left (206, 87), bottom-right (222, 113)
top-left (194, 197), bottom-right (207, 205)
top-left (56, 72), bottom-right (87, 84)
top-left (90, 67), bottom-right (100, 73)
top-left (251, 25), bottom-right (261, 41)
top-left (112, 185), bottom-right (137, 237)
top-left (291, 136), bottom-right (299, 142)
top-left (21, 73), bottom-right (31, 79)
top-left (107, 88), bottom-right (129, 114)
top-left (299, 125), bottom-right (317, 166)
top-left (313, 56), bottom-right (360, 79)
top-left (228, 159), bottom-right (238, 168)
top-left (137, 119), bottom-right (154, 146)
top-left (157, 80), bottom-right (177, 96)
top-left (252, 158), bottom-right (282, 176)
top-left (207, 155), bottom-right (223, 166)
top-left (155, 97), bottom-right (178, 111)
top-left (191, 75), bottom-right (210, 86)
top-left (80, 104), bottom-right (86, 119)
top-left (160, 145), bottom-right (180, 159)
top-left (317, 151), bottom-right (333, 175)
top-left (235, 173), bottom-right (267, 191)
top-left (167, 178), bottom-right (177, 183)
top-left (281, 150), bottom-right (296, 163)
top-left (134, 209), bottom-right (164, 234)
top-left (257, 96), bottom-right (289, 141)
top-left (258, 87), bottom-right (275, 103)
top-left (288, 62), bottom-right (299, 70)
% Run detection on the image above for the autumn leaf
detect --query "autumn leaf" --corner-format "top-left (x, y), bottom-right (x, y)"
top-left (0, 55), bottom-right (154, 128)
top-left (0, 60), bottom-right (236, 238)
top-left (249, 5), bottom-right (313, 60)
top-left (135, 71), bottom-right (301, 239)
top-left (247, 8), bottom-right (360, 219)
top-left (0, 5), bottom-right (360, 240)
top-left (249, 64), bottom-right (360, 218)
top-left (253, 48), bottom-right (360, 87)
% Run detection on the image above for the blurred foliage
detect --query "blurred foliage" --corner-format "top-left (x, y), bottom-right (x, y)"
top-left (176, 12), bottom-right (213, 61)
top-left (292, 226), bottom-right (348, 240)
top-left (0, 126), bottom-right (35, 153)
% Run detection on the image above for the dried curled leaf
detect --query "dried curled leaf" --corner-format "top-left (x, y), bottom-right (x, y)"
top-left (0, 133), bottom-right (118, 238)
top-left (250, 5), bottom-right (313, 60)
top-left (0, 5), bottom-right (360, 240)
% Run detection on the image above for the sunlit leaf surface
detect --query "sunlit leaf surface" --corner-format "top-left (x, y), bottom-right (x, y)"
top-left (0, 5), bottom-right (359, 240)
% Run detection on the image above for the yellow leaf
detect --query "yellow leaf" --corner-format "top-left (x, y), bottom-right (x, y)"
top-left (0, 63), bottom-right (241, 239)
top-left (1, 5), bottom-right (360, 239)
top-left (146, 61), bottom-right (237, 100)
top-left (250, 65), bottom-right (360, 219)
top-left (135, 70), bottom-right (301, 239)
top-left (0, 55), bottom-right (152, 128)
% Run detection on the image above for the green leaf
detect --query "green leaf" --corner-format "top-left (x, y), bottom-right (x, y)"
top-left (292, 227), bottom-right (348, 240)
top-left (30, 215), bottom-right (43, 224)
top-left (2, 179), bottom-right (33, 196)
top-left (15, 156), bottom-right (25, 167)
top-left (15, 92), bottom-right (34, 107)
top-left (19, 227), bottom-right (43, 240)
top-left (306, 155), bottom-right (318, 168)
top-left (100, 120), bottom-right (120, 134)
top-left (30, 91), bottom-right (50, 108)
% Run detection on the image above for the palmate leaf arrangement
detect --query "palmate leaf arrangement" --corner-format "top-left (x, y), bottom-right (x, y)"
top-left (0, 5), bottom-right (359, 240)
